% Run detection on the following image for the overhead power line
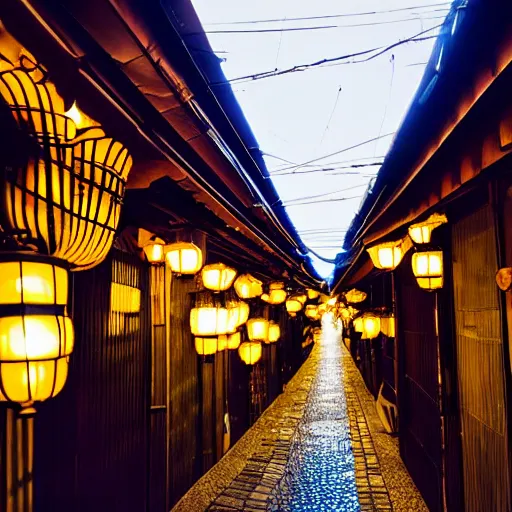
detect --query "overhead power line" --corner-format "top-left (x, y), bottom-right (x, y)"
top-left (271, 162), bottom-right (382, 177)
top-left (285, 195), bottom-right (364, 207)
top-left (203, 3), bottom-right (451, 25)
top-left (212, 24), bottom-right (442, 85)
top-left (282, 183), bottom-right (368, 205)
top-left (201, 15), bottom-right (446, 34)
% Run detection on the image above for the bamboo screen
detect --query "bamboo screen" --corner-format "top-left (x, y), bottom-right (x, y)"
top-left (452, 205), bottom-right (510, 512)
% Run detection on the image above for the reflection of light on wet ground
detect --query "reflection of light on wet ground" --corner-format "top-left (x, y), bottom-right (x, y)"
top-left (274, 315), bottom-right (360, 511)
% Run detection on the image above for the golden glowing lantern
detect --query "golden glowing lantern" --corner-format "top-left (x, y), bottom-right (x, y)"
top-left (305, 305), bottom-right (319, 320)
top-left (286, 296), bottom-right (303, 316)
top-left (165, 242), bottom-right (203, 275)
top-left (317, 303), bottom-right (327, 315)
top-left (380, 315), bottom-right (396, 338)
top-left (261, 289), bottom-right (287, 304)
top-left (353, 317), bottom-right (364, 333)
top-left (339, 308), bottom-right (351, 320)
top-left (195, 337), bottom-right (218, 356)
top-left (143, 242), bottom-right (165, 264)
top-left (238, 341), bottom-right (262, 365)
top-left (0, 253), bottom-right (74, 409)
top-left (408, 213), bottom-right (448, 244)
top-left (246, 318), bottom-right (270, 342)
top-left (367, 237), bottom-right (412, 270)
top-left (267, 322), bottom-right (281, 343)
top-left (345, 289), bottom-right (367, 304)
top-left (217, 335), bottom-right (228, 351)
top-left (0, 55), bottom-right (132, 271)
top-left (227, 301), bottom-right (250, 333)
top-left (327, 297), bottom-right (337, 307)
top-left (269, 281), bottom-right (285, 291)
top-left (307, 289), bottom-right (320, 300)
top-left (234, 274), bottom-right (263, 299)
top-left (190, 293), bottom-right (229, 336)
top-left (202, 263), bottom-right (237, 291)
top-left (295, 293), bottom-right (307, 304)
top-left (363, 315), bottom-right (381, 339)
top-left (227, 331), bottom-right (242, 350)
top-left (412, 250), bottom-right (444, 290)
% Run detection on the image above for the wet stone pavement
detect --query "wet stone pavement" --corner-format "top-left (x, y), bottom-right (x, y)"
top-left (173, 318), bottom-right (427, 512)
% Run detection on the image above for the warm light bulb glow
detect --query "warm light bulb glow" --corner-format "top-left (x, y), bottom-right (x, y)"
top-left (234, 274), bottom-right (263, 299)
top-left (261, 289), bottom-right (287, 304)
top-left (194, 337), bottom-right (218, 355)
top-left (408, 213), bottom-right (448, 244)
top-left (267, 322), bottom-right (281, 343)
top-left (202, 263), bottom-right (237, 291)
top-left (227, 331), bottom-right (241, 350)
top-left (307, 289), bottom-right (320, 300)
top-left (411, 250), bottom-right (444, 290)
top-left (363, 316), bottom-right (381, 339)
top-left (165, 242), bottom-right (203, 274)
top-left (217, 335), bottom-right (228, 351)
top-left (286, 297), bottom-right (303, 314)
top-left (380, 316), bottom-right (396, 338)
top-left (144, 243), bottom-right (165, 263)
top-left (305, 305), bottom-right (319, 319)
top-left (190, 307), bottom-right (229, 336)
top-left (238, 341), bottom-right (262, 365)
top-left (246, 318), bottom-right (270, 342)
top-left (367, 238), bottom-right (411, 270)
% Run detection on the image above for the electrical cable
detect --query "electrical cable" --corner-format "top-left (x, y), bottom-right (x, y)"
top-left (285, 195), bottom-right (364, 207)
top-left (282, 183), bottom-right (368, 204)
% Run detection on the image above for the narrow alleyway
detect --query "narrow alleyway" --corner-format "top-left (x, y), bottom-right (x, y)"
top-left (173, 317), bottom-right (427, 512)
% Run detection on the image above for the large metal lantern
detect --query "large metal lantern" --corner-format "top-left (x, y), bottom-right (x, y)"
top-left (234, 274), bottom-right (263, 299)
top-left (0, 252), bottom-right (74, 410)
top-left (0, 56), bottom-right (133, 271)
top-left (344, 289), bottom-right (367, 304)
top-left (201, 263), bottom-right (237, 292)
top-left (408, 213), bottom-right (447, 244)
top-left (267, 321), bottom-right (281, 343)
top-left (238, 341), bottom-right (262, 365)
top-left (190, 293), bottom-right (229, 336)
top-left (165, 242), bottom-right (203, 275)
top-left (412, 250), bottom-right (444, 290)
top-left (246, 318), bottom-right (270, 342)
top-left (286, 296), bottom-right (303, 316)
top-left (194, 337), bottom-right (218, 356)
top-left (143, 242), bottom-right (165, 264)
top-left (367, 237), bottom-right (411, 270)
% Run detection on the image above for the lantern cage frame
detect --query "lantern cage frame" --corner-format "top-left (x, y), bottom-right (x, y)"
top-left (411, 247), bottom-right (444, 291)
top-left (0, 251), bottom-right (74, 411)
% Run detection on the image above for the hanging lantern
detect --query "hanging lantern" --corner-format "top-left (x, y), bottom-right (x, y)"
top-left (327, 297), bottom-right (337, 307)
top-left (227, 300), bottom-right (250, 333)
top-left (194, 337), bottom-right (218, 356)
top-left (339, 307), bottom-right (351, 320)
top-left (367, 237), bottom-right (412, 270)
top-left (261, 289), bottom-right (287, 305)
top-left (344, 289), bottom-right (367, 304)
top-left (246, 318), bottom-right (270, 342)
top-left (295, 293), bottom-right (307, 304)
top-left (353, 317), bottom-right (364, 333)
top-left (190, 293), bottom-right (229, 336)
top-left (317, 303), bottom-right (327, 315)
top-left (408, 213), bottom-right (448, 244)
top-left (267, 322), bottom-right (281, 343)
top-left (227, 331), bottom-right (242, 350)
top-left (270, 281), bottom-right (285, 291)
top-left (201, 263), bottom-right (237, 292)
top-left (307, 289), bottom-right (320, 300)
top-left (363, 314), bottom-right (381, 339)
top-left (286, 296), bottom-right (303, 316)
top-left (380, 315), bottom-right (396, 338)
top-left (0, 54), bottom-right (132, 271)
top-left (234, 274), bottom-right (263, 299)
top-left (412, 250), bottom-right (444, 290)
top-left (217, 335), bottom-right (228, 351)
top-left (305, 305), bottom-right (319, 320)
top-left (238, 342), bottom-right (262, 365)
top-left (165, 242), bottom-right (203, 275)
top-left (0, 253), bottom-right (74, 410)
top-left (143, 241), bottom-right (165, 264)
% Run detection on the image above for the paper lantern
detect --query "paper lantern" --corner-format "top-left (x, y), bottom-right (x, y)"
top-left (195, 337), bottom-right (218, 356)
top-left (190, 293), bottom-right (229, 336)
top-left (367, 237), bottom-right (411, 270)
top-left (286, 296), bottom-right (303, 316)
top-left (143, 242), bottom-right (165, 264)
top-left (318, 303), bottom-right (327, 315)
top-left (227, 331), bottom-right (242, 350)
top-left (307, 289), bottom-right (320, 300)
top-left (165, 242), bottom-right (203, 275)
top-left (345, 289), bottom-right (367, 304)
top-left (269, 281), bottom-right (285, 291)
top-left (412, 250), bottom-right (444, 290)
top-left (380, 316), bottom-right (396, 338)
top-left (339, 307), bottom-right (351, 320)
top-left (217, 335), bottom-right (228, 351)
top-left (227, 301), bottom-right (250, 333)
top-left (0, 253), bottom-right (74, 409)
top-left (295, 293), bottom-right (307, 304)
top-left (0, 55), bottom-right (132, 271)
top-left (327, 297), bottom-right (337, 307)
top-left (353, 317), bottom-right (364, 333)
top-left (202, 263), bottom-right (237, 291)
top-left (246, 318), bottom-right (270, 342)
top-left (234, 274), bottom-right (263, 299)
top-left (238, 342), bottom-right (262, 365)
top-left (363, 315), bottom-right (381, 339)
top-left (305, 305), bottom-right (319, 320)
top-left (408, 213), bottom-right (447, 244)
top-left (267, 322), bottom-right (281, 343)
top-left (261, 289), bottom-right (287, 304)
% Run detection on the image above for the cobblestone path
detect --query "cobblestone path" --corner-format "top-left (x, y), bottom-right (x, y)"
top-left (173, 317), bottom-right (427, 512)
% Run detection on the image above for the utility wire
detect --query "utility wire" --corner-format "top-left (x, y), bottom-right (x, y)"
top-left (285, 195), bottom-right (364, 207)
top-left (319, 86), bottom-right (342, 148)
top-left (201, 15), bottom-right (446, 34)
top-left (269, 154), bottom-right (386, 172)
top-left (203, 3), bottom-right (451, 25)
top-left (283, 183), bottom-right (368, 204)
top-left (212, 24), bottom-right (442, 85)
top-left (271, 162), bottom-right (383, 177)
